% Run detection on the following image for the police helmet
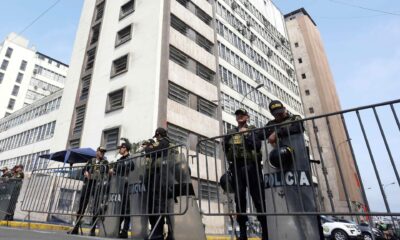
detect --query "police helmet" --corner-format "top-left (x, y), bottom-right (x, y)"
top-left (269, 145), bottom-right (294, 169)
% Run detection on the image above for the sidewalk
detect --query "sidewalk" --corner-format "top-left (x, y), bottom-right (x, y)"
top-left (0, 221), bottom-right (261, 239)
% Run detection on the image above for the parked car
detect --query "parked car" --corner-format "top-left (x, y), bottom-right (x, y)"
top-left (335, 219), bottom-right (385, 240)
top-left (321, 215), bottom-right (363, 240)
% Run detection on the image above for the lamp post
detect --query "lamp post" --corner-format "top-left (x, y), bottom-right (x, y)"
top-left (240, 83), bottom-right (264, 104)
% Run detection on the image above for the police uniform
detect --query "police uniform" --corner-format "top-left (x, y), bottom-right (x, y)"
top-left (71, 156), bottom-right (109, 235)
top-left (224, 110), bottom-right (268, 240)
top-left (144, 128), bottom-right (174, 240)
top-left (263, 100), bottom-right (303, 140)
top-left (112, 151), bottom-right (134, 238)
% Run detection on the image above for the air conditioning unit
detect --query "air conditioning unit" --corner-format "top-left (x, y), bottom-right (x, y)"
top-left (286, 68), bottom-right (293, 77)
top-left (246, 20), bottom-right (251, 28)
top-left (267, 50), bottom-right (273, 57)
top-left (275, 42), bottom-right (281, 49)
top-left (33, 69), bottom-right (38, 75)
top-left (249, 33), bottom-right (256, 43)
top-left (244, 1), bottom-right (249, 7)
top-left (231, 2), bottom-right (238, 10)
top-left (280, 37), bottom-right (286, 45)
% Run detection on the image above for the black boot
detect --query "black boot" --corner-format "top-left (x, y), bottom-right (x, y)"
top-left (68, 226), bottom-right (79, 235)
top-left (118, 230), bottom-right (128, 239)
top-left (89, 227), bottom-right (96, 236)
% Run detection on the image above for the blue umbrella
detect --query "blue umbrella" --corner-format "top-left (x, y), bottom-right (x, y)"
top-left (39, 148), bottom-right (97, 165)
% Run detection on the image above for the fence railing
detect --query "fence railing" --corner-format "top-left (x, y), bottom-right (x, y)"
top-left (21, 145), bottom-right (191, 218)
top-left (196, 98), bottom-right (400, 218)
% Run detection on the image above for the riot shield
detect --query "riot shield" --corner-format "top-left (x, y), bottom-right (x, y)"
top-left (170, 153), bottom-right (206, 240)
top-left (99, 176), bottom-right (125, 237)
top-left (264, 134), bottom-right (323, 240)
top-left (129, 155), bottom-right (149, 239)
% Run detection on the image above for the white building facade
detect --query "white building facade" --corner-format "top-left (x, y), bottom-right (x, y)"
top-left (0, 0), bottom-right (304, 234)
top-left (0, 33), bottom-right (68, 118)
top-left (0, 90), bottom-right (62, 170)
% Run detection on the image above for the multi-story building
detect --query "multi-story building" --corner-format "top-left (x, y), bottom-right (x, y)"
top-left (48, 0), bottom-right (303, 234)
top-left (284, 8), bottom-right (364, 213)
top-left (0, 33), bottom-right (68, 117)
top-left (0, 90), bottom-right (62, 170)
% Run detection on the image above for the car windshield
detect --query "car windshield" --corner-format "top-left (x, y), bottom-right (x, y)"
top-left (321, 216), bottom-right (334, 223)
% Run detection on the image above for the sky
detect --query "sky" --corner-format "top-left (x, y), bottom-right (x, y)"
top-left (0, 0), bottom-right (399, 215)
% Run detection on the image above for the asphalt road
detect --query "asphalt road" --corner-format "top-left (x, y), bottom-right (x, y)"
top-left (0, 226), bottom-right (115, 240)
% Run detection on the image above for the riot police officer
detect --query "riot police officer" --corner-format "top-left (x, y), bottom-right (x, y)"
top-left (109, 139), bottom-right (135, 239)
top-left (144, 127), bottom-right (173, 240)
top-left (223, 109), bottom-right (268, 240)
top-left (69, 146), bottom-right (109, 236)
top-left (263, 100), bottom-right (303, 146)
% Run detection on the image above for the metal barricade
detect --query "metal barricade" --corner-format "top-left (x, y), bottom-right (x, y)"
top-left (196, 99), bottom-right (400, 239)
top-left (0, 178), bottom-right (23, 220)
top-left (20, 144), bottom-right (206, 239)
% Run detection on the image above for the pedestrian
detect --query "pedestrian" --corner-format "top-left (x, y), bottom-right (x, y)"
top-left (69, 146), bottom-right (109, 236)
top-left (109, 138), bottom-right (134, 239)
top-left (223, 109), bottom-right (268, 240)
top-left (1, 167), bottom-right (12, 178)
top-left (144, 127), bottom-right (174, 240)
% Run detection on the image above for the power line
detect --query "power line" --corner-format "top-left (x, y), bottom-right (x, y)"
top-left (14, 0), bottom-right (62, 39)
top-left (327, 0), bottom-right (400, 16)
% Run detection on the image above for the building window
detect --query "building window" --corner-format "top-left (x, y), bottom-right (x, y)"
top-left (16, 73), bottom-right (23, 83)
top-left (305, 89), bottom-right (310, 95)
top-left (5, 48), bottom-right (13, 58)
top-left (298, 58), bottom-right (302, 64)
top-left (115, 25), bottom-right (132, 47)
top-left (72, 105), bottom-right (86, 135)
top-left (199, 180), bottom-right (218, 200)
top-left (198, 98), bottom-right (216, 118)
top-left (90, 23), bottom-right (101, 45)
top-left (171, 15), bottom-right (187, 35)
top-left (196, 63), bottom-right (214, 82)
top-left (294, 42), bottom-right (299, 48)
top-left (106, 89), bottom-right (124, 112)
top-left (95, 1), bottom-right (105, 21)
top-left (11, 85), bottom-right (20, 96)
top-left (0, 72), bottom-right (4, 83)
top-left (7, 99), bottom-right (16, 110)
top-left (1, 60), bottom-right (9, 70)
top-left (120, 0), bottom-right (135, 19)
top-left (85, 48), bottom-right (96, 71)
top-left (170, 46), bottom-right (188, 67)
top-left (20, 60), bottom-right (27, 71)
top-left (111, 55), bottom-right (128, 77)
top-left (167, 124), bottom-right (189, 146)
top-left (168, 82), bottom-right (189, 105)
top-left (102, 127), bottom-right (120, 150)
top-left (309, 107), bottom-right (314, 114)
top-left (198, 135), bottom-right (216, 157)
top-left (79, 75), bottom-right (91, 101)
top-left (301, 73), bottom-right (306, 79)
top-left (69, 139), bottom-right (80, 148)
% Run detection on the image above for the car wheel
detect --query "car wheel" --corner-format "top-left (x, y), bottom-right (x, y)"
top-left (363, 233), bottom-right (372, 240)
top-left (332, 229), bottom-right (348, 240)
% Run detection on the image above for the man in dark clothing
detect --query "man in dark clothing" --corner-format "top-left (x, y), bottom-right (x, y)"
top-left (109, 139), bottom-right (135, 239)
top-left (144, 127), bottom-right (173, 240)
top-left (262, 100), bottom-right (303, 145)
top-left (1, 167), bottom-right (12, 178)
top-left (223, 109), bottom-right (267, 240)
top-left (69, 146), bottom-right (109, 236)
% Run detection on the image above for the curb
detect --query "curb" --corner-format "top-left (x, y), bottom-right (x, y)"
top-left (0, 221), bottom-right (261, 239)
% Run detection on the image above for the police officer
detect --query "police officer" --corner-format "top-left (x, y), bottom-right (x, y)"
top-left (263, 100), bottom-right (303, 146)
top-left (144, 127), bottom-right (173, 240)
top-left (12, 165), bottom-right (24, 179)
top-left (224, 109), bottom-right (268, 240)
top-left (1, 167), bottom-right (12, 178)
top-left (109, 139), bottom-right (134, 239)
top-left (69, 146), bottom-right (109, 236)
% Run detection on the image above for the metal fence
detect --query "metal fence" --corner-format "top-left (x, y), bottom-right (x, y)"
top-left (0, 178), bottom-right (22, 220)
top-left (196, 99), bottom-right (400, 219)
top-left (21, 145), bottom-right (191, 219)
